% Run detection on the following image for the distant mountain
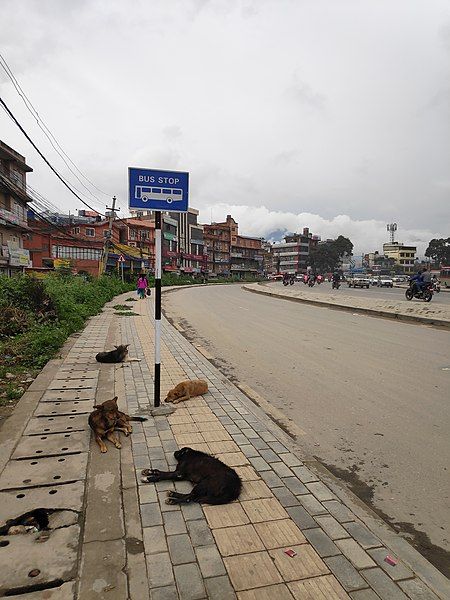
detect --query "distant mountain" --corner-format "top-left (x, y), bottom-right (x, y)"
top-left (265, 228), bottom-right (292, 243)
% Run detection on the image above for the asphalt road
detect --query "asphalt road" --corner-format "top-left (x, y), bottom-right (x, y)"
top-left (163, 284), bottom-right (450, 575)
top-left (275, 280), bottom-right (450, 304)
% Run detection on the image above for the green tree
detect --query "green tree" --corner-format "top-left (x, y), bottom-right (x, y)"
top-left (309, 236), bottom-right (353, 272)
top-left (425, 238), bottom-right (450, 266)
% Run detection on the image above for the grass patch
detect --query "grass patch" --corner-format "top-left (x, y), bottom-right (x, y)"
top-left (125, 297), bottom-right (137, 302)
top-left (0, 273), bottom-right (133, 406)
top-left (115, 311), bottom-right (139, 316)
top-left (113, 304), bottom-right (131, 310)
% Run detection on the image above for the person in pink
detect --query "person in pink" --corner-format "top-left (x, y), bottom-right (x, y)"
top-left (137, 273), bottom-right (148, 299)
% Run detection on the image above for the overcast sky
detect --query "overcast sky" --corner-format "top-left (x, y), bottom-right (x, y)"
top-left (1, 0), bottom-right (449, 256)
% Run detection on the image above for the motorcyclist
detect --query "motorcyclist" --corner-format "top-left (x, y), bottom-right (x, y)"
top-left (410, 268), bottom-right (426, 295)
top-left (332, 271), bottom-right (341, 283)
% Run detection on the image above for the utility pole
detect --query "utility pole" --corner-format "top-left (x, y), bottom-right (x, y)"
top-left (100, 196), bottom-right (119, 276)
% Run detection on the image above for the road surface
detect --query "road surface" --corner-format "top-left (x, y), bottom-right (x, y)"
top-left (163, 284), bottom-right (450, 576)
top-left (272, 280), bottom-right (450, 305)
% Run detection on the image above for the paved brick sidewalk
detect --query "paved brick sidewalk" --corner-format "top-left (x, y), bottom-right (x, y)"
top-left (2, 290), bottom-right (446, 598)
top-left (115, 294), bottom-right (448, 600)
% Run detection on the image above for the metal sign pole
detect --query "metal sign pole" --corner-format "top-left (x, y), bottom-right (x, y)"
top-left (154, 211), bottom-right (162, 408)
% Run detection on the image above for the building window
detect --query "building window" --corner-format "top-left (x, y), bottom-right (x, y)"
top-left (72, 227), bottom-right (80, 234)
top-left (85, 228), bottom-right (95, 237)
top-left (51, 245), bottom-right (102, 260)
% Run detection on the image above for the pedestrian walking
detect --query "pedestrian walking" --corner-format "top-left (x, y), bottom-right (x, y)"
top-left (137, 273), bottom-right (148, 299)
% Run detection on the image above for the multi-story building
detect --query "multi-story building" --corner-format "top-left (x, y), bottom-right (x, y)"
top-left (382, 242), bottom-right (417, 274)
top-left (203, 215), bottom-right (263, 277)
top-left (230, 234), bottom-right (263, 277)
top-left (167, 208), bottom-right (206, 275)
top-left (271, 227), bottom-right (319, 274)
top-left (203, 217), bottom-right (232, 275)
top-left (0, 141), bottom-right (33, 275)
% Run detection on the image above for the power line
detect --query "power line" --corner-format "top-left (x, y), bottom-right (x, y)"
top-left (0, 95), bottom-right (107, 217)
top-left (0, 95), bottom-right (150, 242)
top-left (0, 52), bottom-right (110, 201)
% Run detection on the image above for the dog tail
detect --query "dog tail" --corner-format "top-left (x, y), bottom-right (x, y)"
top-left (129, 416), bottom-right (148, 422)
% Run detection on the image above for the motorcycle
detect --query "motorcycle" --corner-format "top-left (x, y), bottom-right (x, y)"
top-left (332, 280), bottom-right (340, 290)
top-left (283, 275), bottom-right (295, 286)
top-left (308, 278), bottom-right (315, 287)
top-left (433, 281), bottom-right (441, 293)
top-left (405, 281), bottom-right (433, 302)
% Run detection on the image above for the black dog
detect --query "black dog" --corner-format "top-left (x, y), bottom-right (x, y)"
top-left (95, 344), bottom-right (129, 363)
top-left (141, 447), bottom-right (242, 505)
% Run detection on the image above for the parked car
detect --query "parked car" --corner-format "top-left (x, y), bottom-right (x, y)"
top-left (377, 276), bottom-right (393, 288)
top-left (347, 275), bottom-right (371, 289)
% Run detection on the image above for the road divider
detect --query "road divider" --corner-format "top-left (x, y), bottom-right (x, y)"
top-left (242, 282), bottom-right (450, 329)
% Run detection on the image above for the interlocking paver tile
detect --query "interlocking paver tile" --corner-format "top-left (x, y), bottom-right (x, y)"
top-left (268, 544), bottom-right (329, 581)
top-left (239, 479), bottom-right (273, 501)
top-left (288, 574), bottom-right (349, 599)
top-left (299, 494), bottom-right (327, 515)
top-left (163, 511), bottom-right (188, 535)
top-left (254, 519), bottom-right (306, 549)
top-left (186, 518), bottom-right (215, 546)
top-left (361, 568), bottom-right (408, 599)
top-left (306, 481), bottom-right (335, 502)
top-left (272, 486), bottom-right (300, 508)
top-left (203, 429), bottom-right (233, 442)
top-left (398, 578), bottom-right (441, 600)
top-left (143, 525), bottom-right (168, 554)
top-left (286, 506), bottom-right (317, 530)
top-left (241, 498), bottom-right (289, 522)
top-left (171, 423), bottom-right (199, 434)
top-left (237, 583), bottom-right (294, 600)
top-left (291, 466), bottom-right (319, 483)
top-left (336, 539), bottom-right (376, 569)
top-left (205, 575), bottom-right (237, 600)
top-left (174, 562), bottom-right (206, 600)
top-left (215, 452), bottom-right (249, 467)
top-left (315, 515), bottom-right (351, 540)
top-left (323, 500), bottom-right (355, 523)
top-left (173, 432), bottom-right (205, 445)
top-left (324, 555), bottom-right (368, 592)
top-left (167, 534), bottom-right (196, 565)
top-left (213, 524), bottom-right (265, 556)
top-left (146, 551), bottom-right (174, 588)
top-left (234, 465), bottom-right (259, 481)
top-left (343, 522), bottom-right (382, 549)
top-left (195, 544), bottom-right (227, 577)
top-left (204, 503), bottom-right (250, 529)
top-left (367, 547), bottom-right (413, 581)
top-left (208, 441), bottom-right (241, 454)
top-left (224, 551), bottom-right (283, 591)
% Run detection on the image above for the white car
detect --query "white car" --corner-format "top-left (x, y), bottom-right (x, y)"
top-left (348, 276), bottom-right (371, 288)
top-left (377, 276), bottom-right (394, 288)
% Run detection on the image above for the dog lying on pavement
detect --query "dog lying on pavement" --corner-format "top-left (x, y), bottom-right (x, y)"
top-left (164, 379), bottom-right (208, 404)
top-left (95, 344), bottom-right (141, 363)
top-left (141, 447), bottom-right (241, 504)
top-left (88, 396), bottom-right (147, 452)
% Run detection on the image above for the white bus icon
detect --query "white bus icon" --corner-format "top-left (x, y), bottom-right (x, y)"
top-left (135, 185), bottom-right (183, 204)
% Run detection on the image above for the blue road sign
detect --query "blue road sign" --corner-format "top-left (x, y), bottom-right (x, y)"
top-left (128, 167), bottom-right (189, 212)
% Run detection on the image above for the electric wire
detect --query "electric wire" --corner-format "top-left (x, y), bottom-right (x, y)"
top-left (0, 52), bottom-right (111, 200)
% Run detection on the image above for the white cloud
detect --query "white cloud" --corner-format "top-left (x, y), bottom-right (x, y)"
top-left (198, 203), bottom-right (441, 257)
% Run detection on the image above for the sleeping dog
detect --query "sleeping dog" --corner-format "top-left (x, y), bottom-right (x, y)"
top-left (141, 447), bottom-right (241, 505)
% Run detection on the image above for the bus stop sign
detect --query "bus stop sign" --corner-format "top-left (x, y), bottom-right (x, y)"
top-left (128, 167), bottom-right (189, 212)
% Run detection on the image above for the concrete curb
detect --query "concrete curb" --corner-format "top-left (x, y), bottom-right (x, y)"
top-left (242, 284), bottom-right (450, 329)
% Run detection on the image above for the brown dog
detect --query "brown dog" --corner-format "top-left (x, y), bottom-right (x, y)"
top-left (165, 379), bottom-right (208, 404)
top-left (88, 397), bottom-right (122, 453)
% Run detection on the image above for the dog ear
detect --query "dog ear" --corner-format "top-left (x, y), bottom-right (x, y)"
top-left (124, 345), bottom-right (129, 349)
top-left (114, 345), bottom-right (119, 349)
top-left (112, 396), bottom-right (118, 404)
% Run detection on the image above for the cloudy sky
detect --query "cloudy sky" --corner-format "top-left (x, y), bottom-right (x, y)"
top-left (1, 0), bottom-right (449, 256)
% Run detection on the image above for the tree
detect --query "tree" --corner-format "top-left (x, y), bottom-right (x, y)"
top-left (309, 236), bottom-right (353, 273)
top-left (425, 238), bottom-right (450, 266)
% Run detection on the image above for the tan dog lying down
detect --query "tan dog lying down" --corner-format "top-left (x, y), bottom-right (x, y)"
top-left (165, 379), bottom-right (208, 404)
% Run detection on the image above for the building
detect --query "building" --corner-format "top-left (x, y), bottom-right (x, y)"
top-left (271, 228), bottom-right (319, 274)
top-left (0, 141), bottom-right (33, 275)
top-left (167, 208), bottom-right (206, 275)
top-left (382, 242), bottom-right (417, 274)
top-left (203, 215), bottom-right (263, 278)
